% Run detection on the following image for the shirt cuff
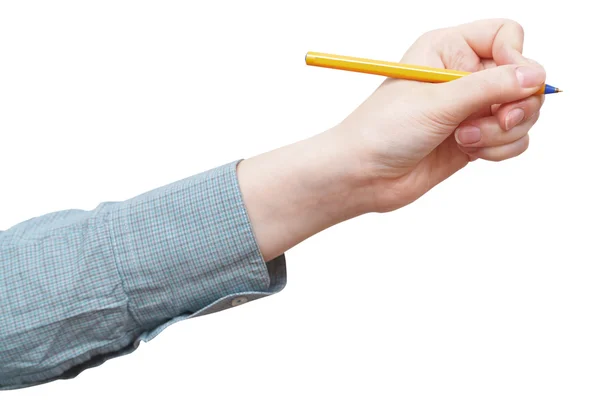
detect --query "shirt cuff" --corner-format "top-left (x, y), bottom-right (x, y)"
top-left (109, 160), bottom-right (287, 340)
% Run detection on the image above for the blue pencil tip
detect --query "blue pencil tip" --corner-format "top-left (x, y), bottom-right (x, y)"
top-left (544, 84), bottom-right (562, 94)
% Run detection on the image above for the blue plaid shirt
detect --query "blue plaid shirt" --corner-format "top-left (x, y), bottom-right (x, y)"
top-left (0, 161), bottom-right (287, 390)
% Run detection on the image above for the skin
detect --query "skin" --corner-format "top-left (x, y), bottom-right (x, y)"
top-left (237, 18), bottom-right (546, 262)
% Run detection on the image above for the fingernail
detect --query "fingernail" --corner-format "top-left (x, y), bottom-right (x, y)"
top-left (505, 108), bottom-right (525, 130)
top-left (455, 126), bottom-right (481, 145)
top-left (515, 65), bottom-right (545, 88)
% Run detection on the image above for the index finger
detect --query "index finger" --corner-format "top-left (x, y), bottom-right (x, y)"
top-left (451, 18), bottom-right (528, 65)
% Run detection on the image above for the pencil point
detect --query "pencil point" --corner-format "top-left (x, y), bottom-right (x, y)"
top-left (544, 84), bottom-right (562, 94)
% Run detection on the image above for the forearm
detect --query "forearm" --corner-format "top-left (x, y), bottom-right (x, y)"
top-left (237, 128), bottom-right (373, 262)
top-left (0, 161), bottom-right (284, 390)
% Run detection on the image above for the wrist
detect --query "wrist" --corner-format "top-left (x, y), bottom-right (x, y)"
top-left (305, 127), bottom-right (376, 218)
top-left (236, 127), bottom-right (374, 261)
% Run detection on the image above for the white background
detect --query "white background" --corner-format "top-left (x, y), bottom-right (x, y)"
top-left (1, 1), bottom-right (598, 404)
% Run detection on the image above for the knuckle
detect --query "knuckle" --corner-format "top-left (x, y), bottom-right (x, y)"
top-left (529, 110), bottom-right (541, 125)
top-left (530, 95), bottom-right (544, 110)
top-left (514, 135), bottom-right (530, 157)
top-left (502, 19), bottom-right (525, 37)
top-left (444, 44), bottom-right (479, 71)
top-left (483, 150), bottom-right (504, 162)
top-left (417, 28), bottom-right (445, 44)
top-left (522, 134), bottom-right (530, 149)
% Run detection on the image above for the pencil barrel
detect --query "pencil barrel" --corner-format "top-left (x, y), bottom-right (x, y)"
top-left (306, 51), bottom-right (552, 95)
top-left (305, 51), bottom-right (467, 83)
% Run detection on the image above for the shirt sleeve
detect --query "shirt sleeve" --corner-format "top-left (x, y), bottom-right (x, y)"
top-left (0, 160), bottom-right (287, 390)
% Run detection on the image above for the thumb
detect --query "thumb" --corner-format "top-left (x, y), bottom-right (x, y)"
top-left (433, 64), bottom-right (546, 123)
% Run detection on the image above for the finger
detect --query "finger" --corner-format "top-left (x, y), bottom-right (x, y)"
top-left (402, 28), bottom-right (482, 71)
top-left (494, 94), bottom-right (544, 131)
top-left (459, 134), bottom-right (530, 162)
top-left (481, 59), bottom-right (497, 69)
top-left (466, 59), bottom-right (499, 119)
top-left (473, 60), bottom-right (542, 119)
top-left (405, 19), bottom-right (527, 70)
top-left (451, 18), bottom-right (527, 65)
top-left (489, 56), bottom-right (544, 115)
top-left (455, 111), bottom-right (539, 148)
top-left (433, 63), bottom-right (546, 123)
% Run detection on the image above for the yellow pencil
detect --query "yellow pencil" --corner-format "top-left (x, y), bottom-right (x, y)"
top-left (305, 51), bottom-right (561, 95)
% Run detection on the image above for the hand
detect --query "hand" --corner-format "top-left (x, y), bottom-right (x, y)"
top-left (238, 18), bottom-right (547, 261)
top-left (333, 18), bottom-right (546, 212)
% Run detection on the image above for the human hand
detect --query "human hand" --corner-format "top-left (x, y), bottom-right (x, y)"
top-left (238, 19), bottom-right (548, 260)
top-left (332, 18), bottom-right (546, 212)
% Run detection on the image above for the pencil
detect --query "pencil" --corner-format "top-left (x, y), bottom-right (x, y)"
top-left (305, 51), bottom-right (561, 95)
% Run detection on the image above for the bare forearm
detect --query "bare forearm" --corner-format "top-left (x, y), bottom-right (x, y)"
top-left (237, 129), bottom-right (372, 262)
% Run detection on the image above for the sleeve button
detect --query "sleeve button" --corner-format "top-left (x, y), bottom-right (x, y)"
top-left (231, 297), bottom-right (248, 307)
